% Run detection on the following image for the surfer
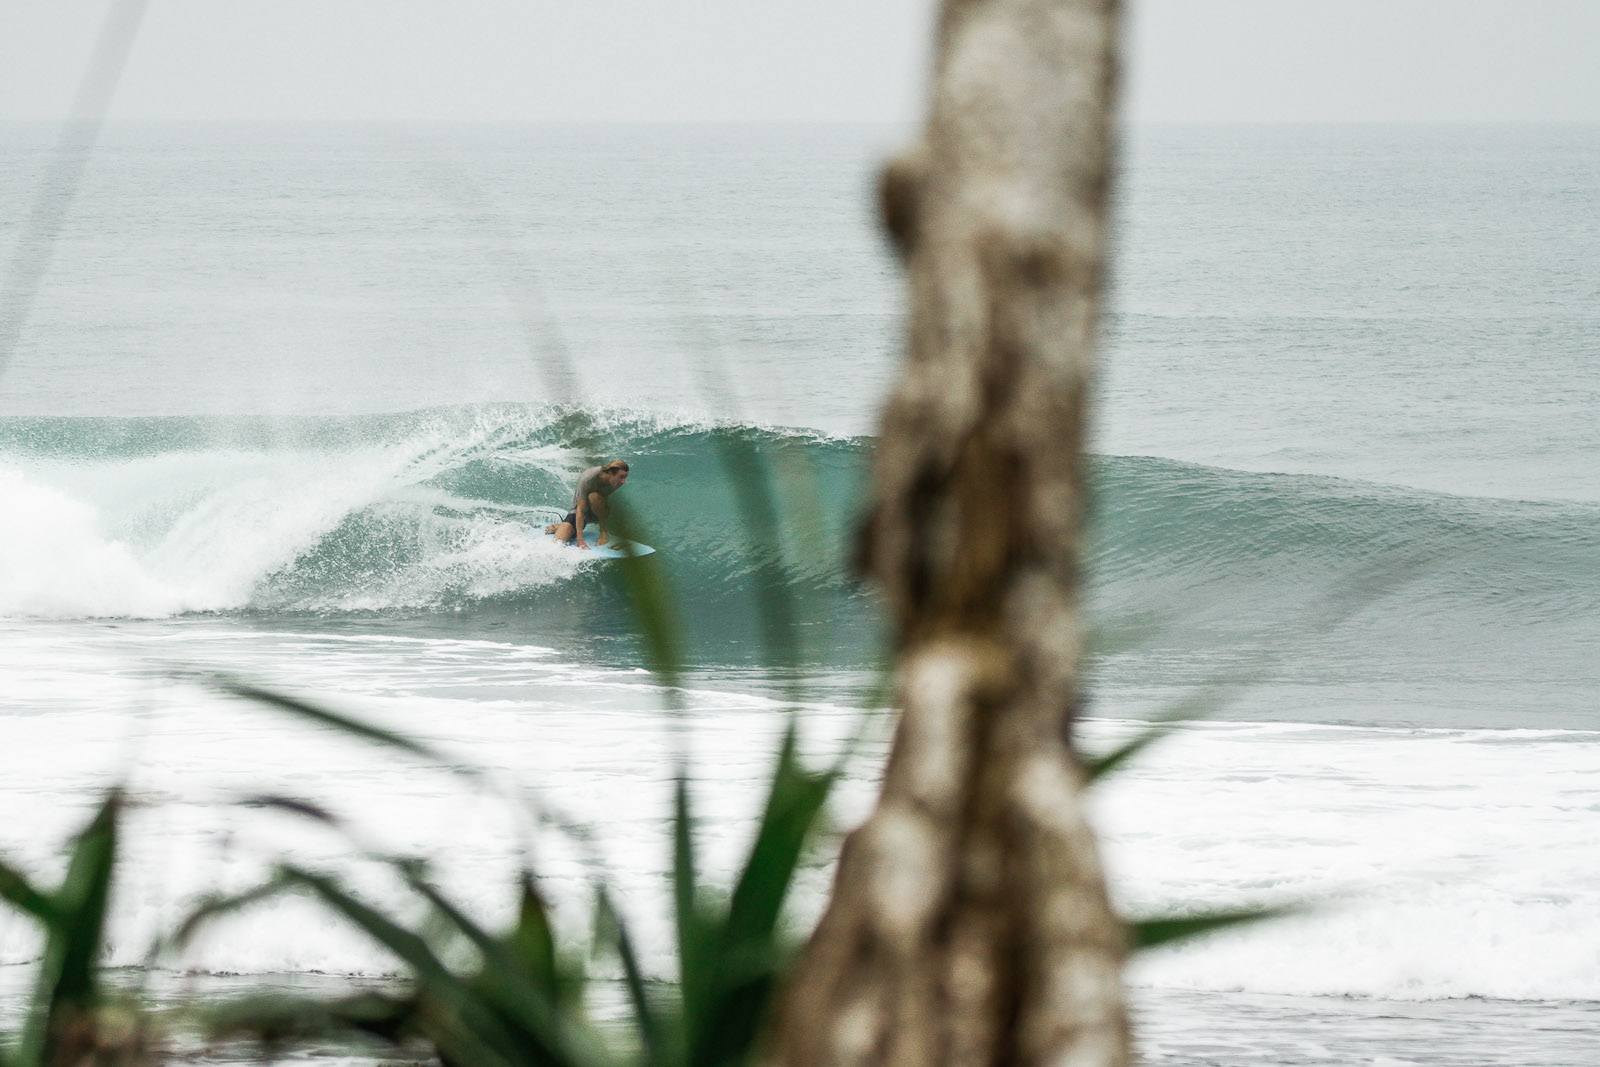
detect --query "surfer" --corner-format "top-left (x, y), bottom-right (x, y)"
top-left (545, 460), bottom-right (631, 549)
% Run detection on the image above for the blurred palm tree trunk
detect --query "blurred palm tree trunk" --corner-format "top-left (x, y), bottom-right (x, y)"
top-left (772, 2), bottom-right (1127, 1065)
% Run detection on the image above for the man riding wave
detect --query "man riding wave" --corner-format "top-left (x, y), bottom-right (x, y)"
top-left (545, 460), bottom-right (630, 549)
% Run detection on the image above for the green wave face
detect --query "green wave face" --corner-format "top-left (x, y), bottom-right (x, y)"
top-left (5, 405), bottom-right (1599, 683)
top-left (0, 405), bottom-right (882, 667)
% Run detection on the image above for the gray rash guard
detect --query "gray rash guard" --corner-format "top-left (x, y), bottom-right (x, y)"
top-left (571, 467), bottom-right (617, 511)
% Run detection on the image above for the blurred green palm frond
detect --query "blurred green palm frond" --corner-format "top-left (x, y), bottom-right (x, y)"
top-left (0, 791), bottom-right (149, 1067)
top-left (175, 696), bottom-right (837, 1067)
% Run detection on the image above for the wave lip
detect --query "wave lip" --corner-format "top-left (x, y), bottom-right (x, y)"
top-left (0, 405), bottom-right (867, 621)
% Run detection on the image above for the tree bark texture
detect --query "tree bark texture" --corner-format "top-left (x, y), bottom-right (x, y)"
top-left (773, 2), bottom-right (1127, 1066)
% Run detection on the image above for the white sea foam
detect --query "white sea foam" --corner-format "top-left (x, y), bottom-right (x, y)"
top-left (1081, 719), bottom-right (1600, 1001)
top-left (0, 626), bottom-right (874, 978)
top-left (0, 467), bottom-right (182, 617)
top-left (0, 625), bottom-right (1594, 1002)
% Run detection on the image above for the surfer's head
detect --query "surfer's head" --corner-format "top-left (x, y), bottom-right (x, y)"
top-left (601, 460), bottom-right (630, 486)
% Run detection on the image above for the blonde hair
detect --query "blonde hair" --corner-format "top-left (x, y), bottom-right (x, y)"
top-left (602, 460), bottom-right (629, 474)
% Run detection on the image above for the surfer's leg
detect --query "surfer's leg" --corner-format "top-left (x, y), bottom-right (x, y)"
top-left (551, 512), bottom-right (578, 543)
top-left (587, 492), bottom-right (612, 545)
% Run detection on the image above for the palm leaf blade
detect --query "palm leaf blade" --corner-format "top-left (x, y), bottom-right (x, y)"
top-left (20, 791), bottom-right (121, 1067)
top-left (1130, 903), bottom-right (1299, 952)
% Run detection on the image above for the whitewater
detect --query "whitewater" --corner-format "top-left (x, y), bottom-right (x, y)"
top-left (2, 122), bottom-right (1598, 1065)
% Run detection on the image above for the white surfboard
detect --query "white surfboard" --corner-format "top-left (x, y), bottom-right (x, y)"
top-left (548, 533), bottom-right (655, 559)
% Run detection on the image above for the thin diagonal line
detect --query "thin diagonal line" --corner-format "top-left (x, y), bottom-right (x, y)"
top-left (0, 0), bottom-right (151, 383)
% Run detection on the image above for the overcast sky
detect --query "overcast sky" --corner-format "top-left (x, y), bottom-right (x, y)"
top-left (3, 1), bottom-right (1598, 124)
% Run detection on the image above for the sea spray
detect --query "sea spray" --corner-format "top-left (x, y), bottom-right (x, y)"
top-left (0, 466), bottom-right (178, 617)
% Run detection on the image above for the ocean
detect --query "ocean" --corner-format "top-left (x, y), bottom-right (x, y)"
top-left (1, 121), bottom-right (1597, 1065)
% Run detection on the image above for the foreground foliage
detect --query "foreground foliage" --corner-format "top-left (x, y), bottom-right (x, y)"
top-left (176, 691), bottom-right (836, 1067)
top-left (0, 792), bottom-right (146, 1067)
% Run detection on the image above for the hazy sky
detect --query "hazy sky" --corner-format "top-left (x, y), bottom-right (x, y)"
top-left (3, 1), bottom-right (1598, 123)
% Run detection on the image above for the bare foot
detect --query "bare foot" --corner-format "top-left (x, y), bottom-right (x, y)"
top-left (544, 523), bottom-right (558, 534)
